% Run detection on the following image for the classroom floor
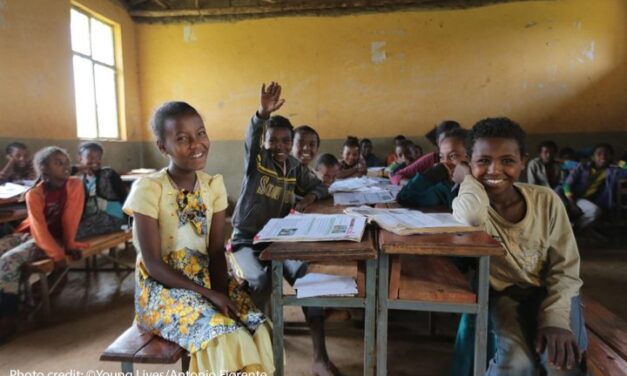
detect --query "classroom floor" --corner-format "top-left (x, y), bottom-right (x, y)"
top-left (0, 244), bottom-right (625, 376)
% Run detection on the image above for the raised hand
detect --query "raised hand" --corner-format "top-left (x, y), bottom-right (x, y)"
top-left (258, 81), bottom-right (286, 118)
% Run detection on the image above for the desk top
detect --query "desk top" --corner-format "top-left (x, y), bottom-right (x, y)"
top-left (374, 202), bottom-right (505, 257)
top-left (0, 196), bottom-right (23, 206)
top-left (304, 198), bottom-right (343, 214)
top-left (259, 228), bottom-right (377, 262)
top-left (379, 230), bottom-right (504, 257)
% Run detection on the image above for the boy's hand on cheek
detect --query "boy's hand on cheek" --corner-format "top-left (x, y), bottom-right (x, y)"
top-left (535, 326), bottom-right (581, 370)
top-left (452, 163), bottom-right (471, 184)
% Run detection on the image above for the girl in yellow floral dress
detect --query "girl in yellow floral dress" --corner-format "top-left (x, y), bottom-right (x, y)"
top-left (123, 102), bottom-right (273, 373)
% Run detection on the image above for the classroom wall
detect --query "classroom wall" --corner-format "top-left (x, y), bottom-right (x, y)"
top-left (137, 0), bottom-right (627, 198)
top-left (0, 0), bottom-right (143, 172)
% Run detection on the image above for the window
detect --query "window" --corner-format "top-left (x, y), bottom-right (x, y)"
top-left (70, 7), bottom-right (120, 139)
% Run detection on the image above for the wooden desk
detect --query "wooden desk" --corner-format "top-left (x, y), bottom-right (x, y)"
top-left (259, 200), bottom-right (378, 376)
top-left (0, 197), bottom-right (27, 225)
top-left (376, 229), bottom-right (505, 376)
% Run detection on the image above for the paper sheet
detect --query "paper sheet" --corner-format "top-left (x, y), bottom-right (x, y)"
top-left (293, 273), bottom-right (358, 298)
top-left (333, 190), bottom-right (397, 206)
top-left (0, 183), bottom-right (29, 199)
top-left (328, 177), bottom-right (381, 193)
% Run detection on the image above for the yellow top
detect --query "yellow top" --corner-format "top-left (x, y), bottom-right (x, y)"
top-left (123, 168), bottom-right (228, 257)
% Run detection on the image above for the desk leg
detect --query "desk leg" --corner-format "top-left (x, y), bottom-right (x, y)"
top-left (473, 255), bottom-right (490, 376)
top-left (363, 258), bottom-right (377, 376)
top-left (376, 253), bottom-right (389, 376)
top-left (271, 260), bottom-right (284, 376)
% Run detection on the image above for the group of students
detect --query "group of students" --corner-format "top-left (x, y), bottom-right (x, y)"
top-left (0, 80), bottom-right (625, 375)
top-left (327, 122), bottom-right (627, 234)
top-left (0, 142), bottom-right (128, 340)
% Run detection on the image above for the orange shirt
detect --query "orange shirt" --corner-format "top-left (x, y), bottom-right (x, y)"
top-left (16, 178), bottom-right (86, 261)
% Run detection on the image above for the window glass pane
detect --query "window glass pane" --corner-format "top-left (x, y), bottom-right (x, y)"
top-left (90, 18), bottom-right (114, 65)
top-left (71, 9), bottom-right (91, 55)
top-left (73, 56), bottom-right (97, 138)
top-left (94, 65), bottom-right (119, 139)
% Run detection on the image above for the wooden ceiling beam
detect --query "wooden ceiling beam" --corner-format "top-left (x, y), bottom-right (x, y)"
top-left (129, 0), bottom-right (439, 18)
top-left (130, 0), bottom-right (150, 6)
top-left (152, 0), bottom-right (171, 9)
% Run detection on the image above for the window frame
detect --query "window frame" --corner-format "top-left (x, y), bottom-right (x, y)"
top-left (71, 5), bottom-right (121, 140)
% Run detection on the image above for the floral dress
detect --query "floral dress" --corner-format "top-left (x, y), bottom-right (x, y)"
top-left (123, 170), bottom-right (273, 373)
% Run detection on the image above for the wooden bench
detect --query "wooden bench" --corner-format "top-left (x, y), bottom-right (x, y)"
top-left (23, 231), bottom-right (133, 317)
top-left (101, 325), bottom-right (189, 373)
top-left (583, 296), bottom-right (627, 375)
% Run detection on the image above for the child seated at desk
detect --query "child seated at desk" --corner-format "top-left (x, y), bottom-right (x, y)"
top-left (557, 142), bottom-right (627, 230)
top-left (73, 142), bottom-right (128, 239)
top-left (0, 147), bottom-right (86, 341)
top-left (337, 136), bottom-right (367, 179)
top-left (0, 142), bottom-right (36, 184)
top-left (396, 128), bottom-right (468, 207)
top-left (385, 135), bottom-right (406, 166)
top-left (315, 153), bottom-right (341, 187)
top-left (452, 117), bottom-right (586, 375)
top-left (526, 140), bottom-right (562, 189)
top-left (385, 139), bottom-right (418, 176)
top-left (390, 120), bottom-right (460, 185)
top-left (228, 82), bottom-right (339, 375)
top-left (291, 125), bottom-right (320, 171)
top-left (360, 138), bottom-right (384, 167)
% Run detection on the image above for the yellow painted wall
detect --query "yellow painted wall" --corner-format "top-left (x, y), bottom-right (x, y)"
top-left (0, 0), bottom-right (142, 141)
top-left (137, 0), bottom-right (626, 142)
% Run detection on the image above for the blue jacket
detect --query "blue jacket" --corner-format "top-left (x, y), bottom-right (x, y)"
top-left (396, 163), bottom-right (457, 208)
top-left (557, 162), bottom-right (627, 209)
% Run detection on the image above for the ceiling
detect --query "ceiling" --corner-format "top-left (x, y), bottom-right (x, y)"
top-left (119, 0), bottom-right (528, 23)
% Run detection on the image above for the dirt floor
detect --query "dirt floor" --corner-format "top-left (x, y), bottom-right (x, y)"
top-left (1, 243), bottom-right (625, 376)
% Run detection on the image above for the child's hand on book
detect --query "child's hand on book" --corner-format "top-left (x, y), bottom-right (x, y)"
top-left (535, 326), bottom-right (582, 370)
top-left (258, 82), bottom-right (285, 118)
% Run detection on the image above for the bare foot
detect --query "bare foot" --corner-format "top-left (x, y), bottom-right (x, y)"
top-left (311, 359), bottom-right (342, 376)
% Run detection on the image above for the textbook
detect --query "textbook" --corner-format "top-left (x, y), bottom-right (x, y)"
top-left (344, 206), bottom-right (479, 235)
top-left (331, 177), bottom-right (401, 206)
top-left (253, 213), bottom-right (367, 243)
top-left (328, 177), bottom-right (382, 193)
top-left (333, 188), bottom-right (398, 206)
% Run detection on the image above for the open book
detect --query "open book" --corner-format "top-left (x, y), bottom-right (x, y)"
top-left (331, 177), bottom-right (401, 206)
top-left (328, 177), bottom-right (383, 193)
top-left (333, 189), bottom-right (398, 206)
top-left (344, 206), bottom-right (479, 235)
top-left (253, 213), bottom-right (367, 243)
